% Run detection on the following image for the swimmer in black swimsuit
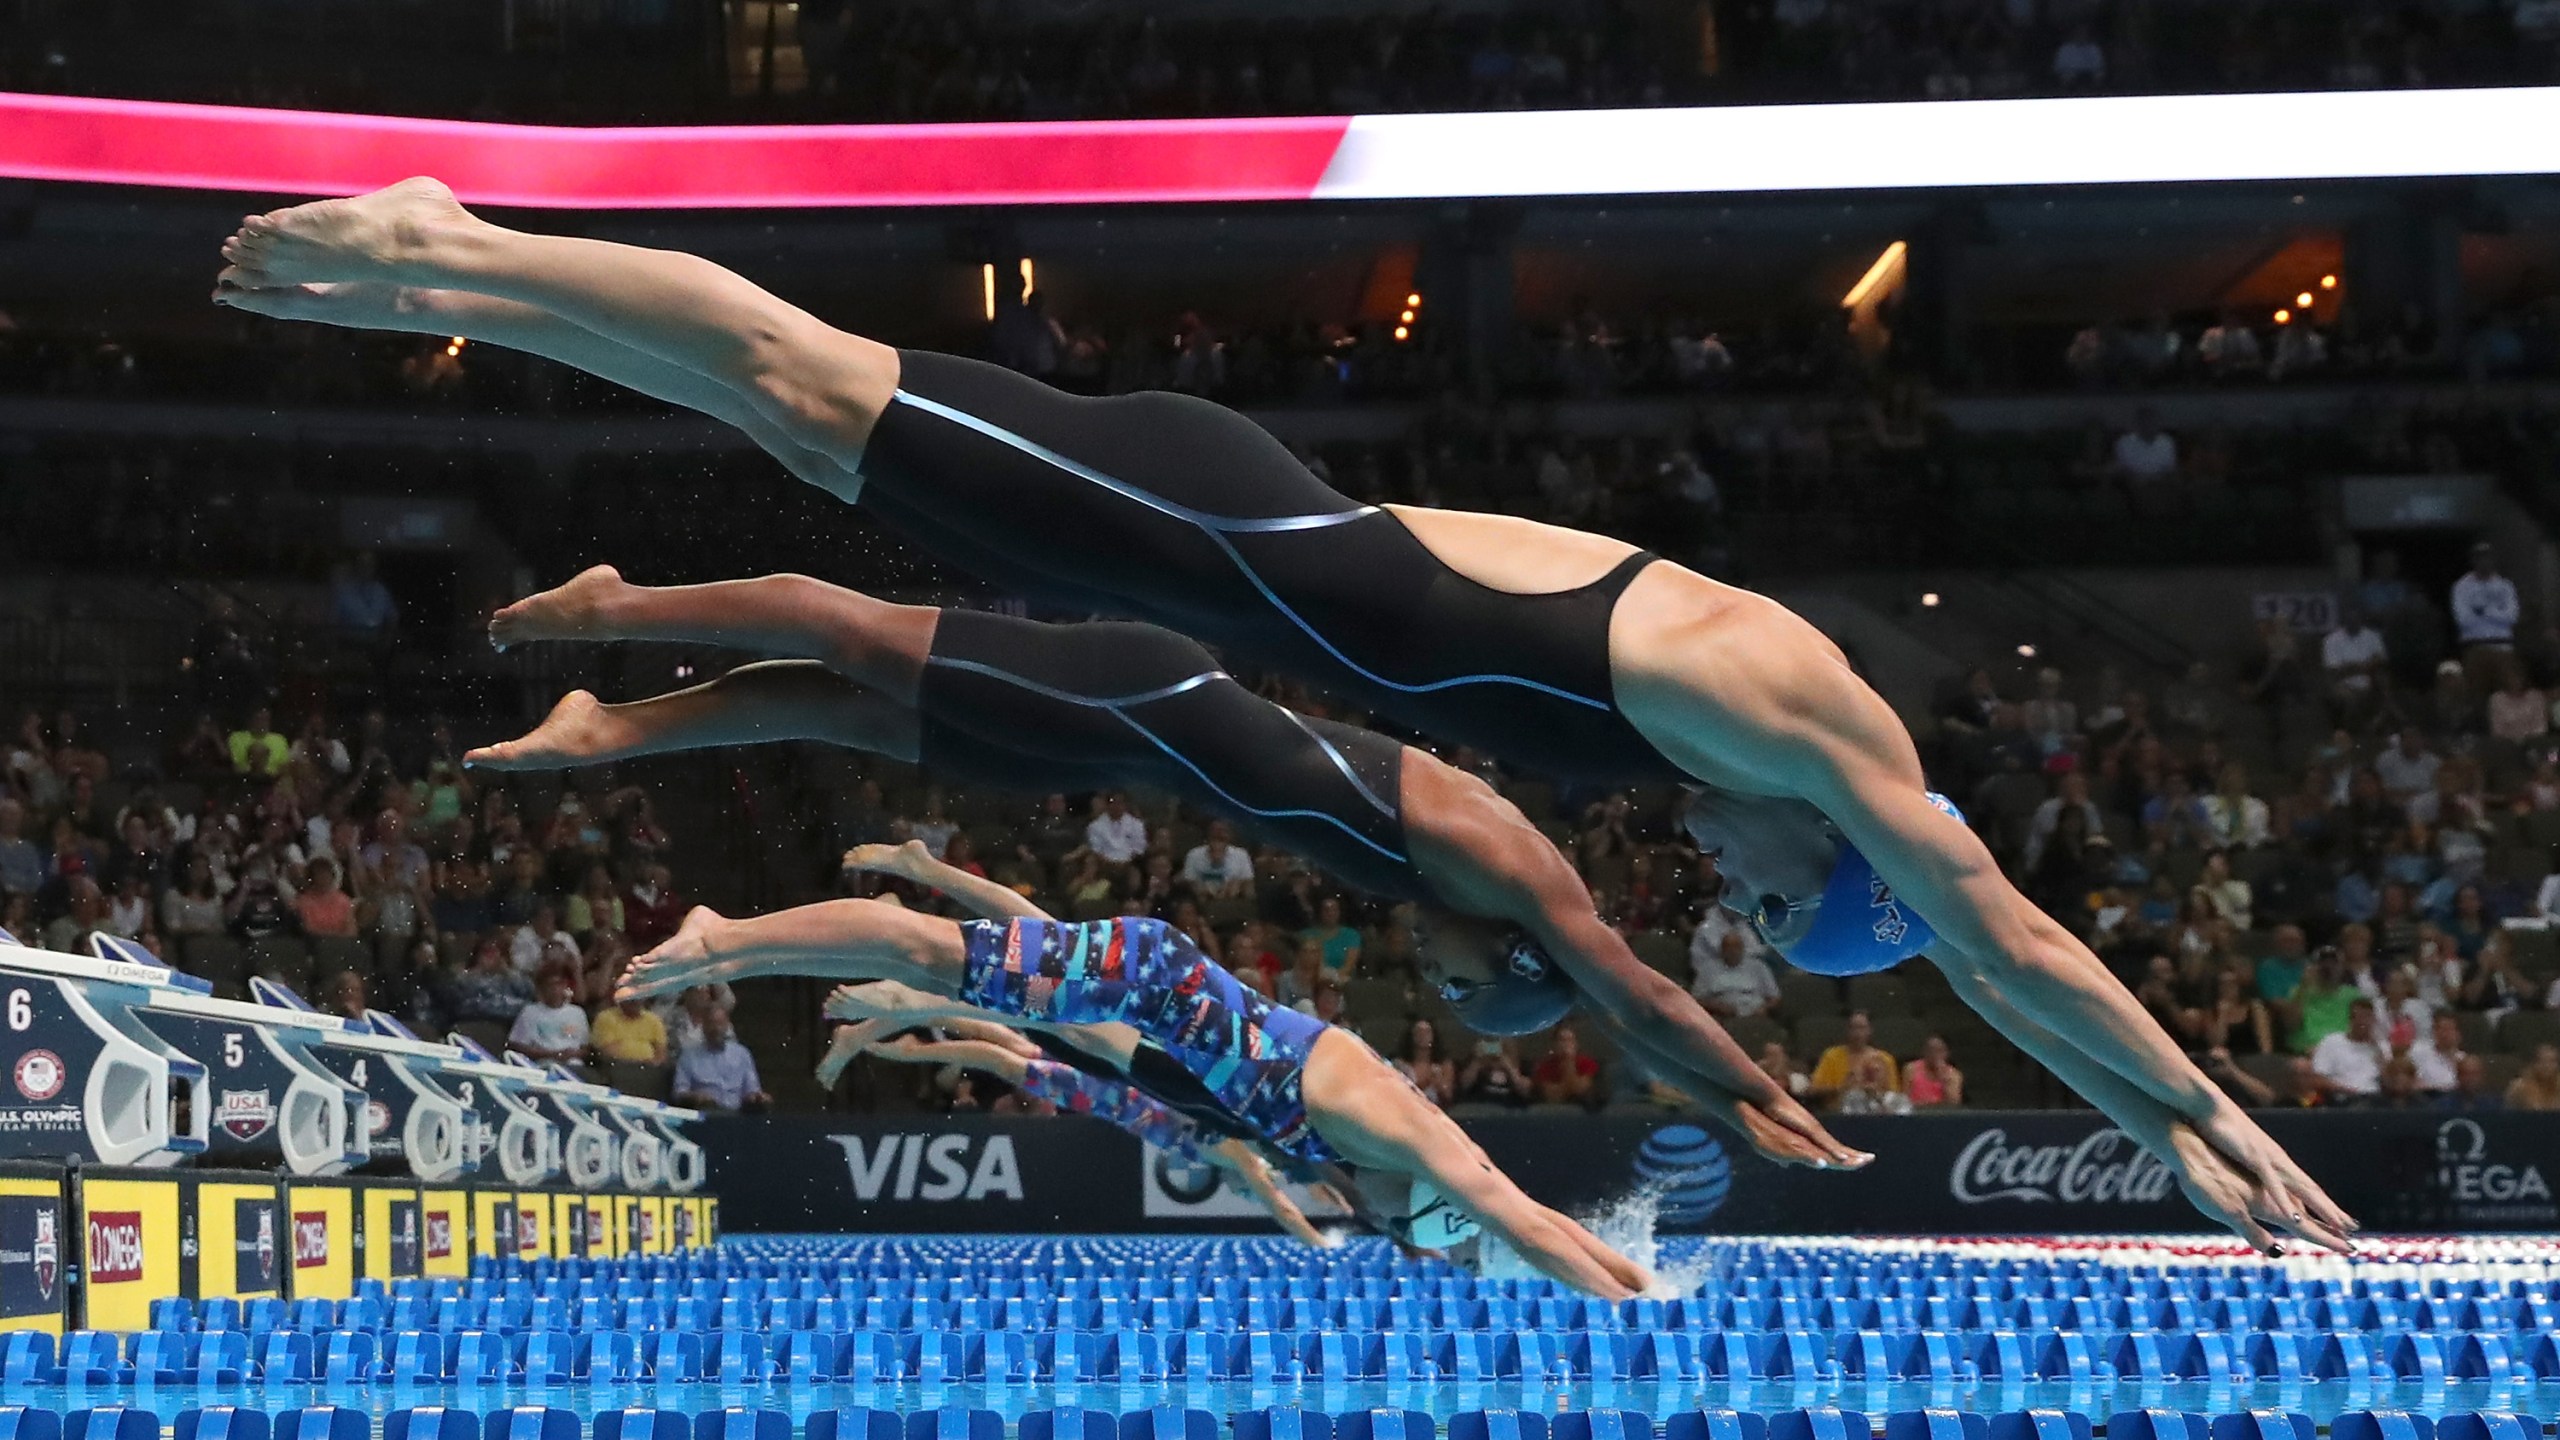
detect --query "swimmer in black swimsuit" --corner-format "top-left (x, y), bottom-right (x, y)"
top-left (466, 566), bottom-right (1861, 1169)
top-left (217, 181), bottom-right (2350, 1255)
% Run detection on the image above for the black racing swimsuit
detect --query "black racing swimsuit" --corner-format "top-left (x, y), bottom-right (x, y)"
top-left (916, 608), bottom-right (1429, 904)
top-left (861, 349), bottom-right (1691, 787)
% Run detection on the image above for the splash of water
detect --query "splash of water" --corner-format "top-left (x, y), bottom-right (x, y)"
top-left (1471, 1179), bottom-right (1714, 1298)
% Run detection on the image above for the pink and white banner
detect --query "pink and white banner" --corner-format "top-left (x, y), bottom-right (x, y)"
top-left (4, 86), bottom-right (2560, 209)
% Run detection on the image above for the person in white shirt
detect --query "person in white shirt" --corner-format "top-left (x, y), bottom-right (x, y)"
top-left (2451, 541), bottom-right (2520, 674)
top-left (2372, 728), bottom-right (2442, 806)
top-left (2308, 999), bottom-right (2389, 1097)
top-left (1692, 930), bottom-right (1781, 1019)
top-left (1082, 792), bottom-right (1149, 866)
top-left (2320, 603), bottom-right (2388, 724)
top-left (2410, 1012), bottom-right (2465, 1092)
top-left (507, 969), bottom-right (592, 1065)
top-left (1179, 820), bottom-right (1256, 898)
top-left (2110, 407), bottom-right (2178, 481)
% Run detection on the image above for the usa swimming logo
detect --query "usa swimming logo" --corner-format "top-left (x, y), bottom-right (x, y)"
top-left (1633, 1125), bottom-right (1732, 1225)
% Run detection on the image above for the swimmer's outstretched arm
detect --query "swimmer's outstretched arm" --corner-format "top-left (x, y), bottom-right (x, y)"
top-left (1314, 1049), bottom-right (1647, 1300)
top-left (1413, 777), bottom-right (1863, 1170)
top-left (467, 661), bottom-right (917, 773)
top-left (846, 840), bottom-right (1049, 924)
top-left (220, 181), bottom-right (896, 476)
top-left (865, 1032), bottom-right (1334, 1248)
top-left (1741, 644), bottom-right (2354, 1250)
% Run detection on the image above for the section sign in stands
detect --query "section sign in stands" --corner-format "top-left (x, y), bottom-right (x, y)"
top-left (698, 1109), bottom-right (2558, 1235)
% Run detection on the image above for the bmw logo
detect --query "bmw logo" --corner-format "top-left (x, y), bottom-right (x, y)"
top-left (1634, 1124), bottom-right (1732, 1225)
top-left (1151, 1150), bottom-right (1223, 1205)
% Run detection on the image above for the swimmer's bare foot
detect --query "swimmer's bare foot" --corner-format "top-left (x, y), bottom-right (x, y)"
top-left (842, 839), bottom-right (935, 880)
top-left (463, 690), bottom-right (636, 771)
top-left (211, 275), bottom-right (430, 331)
top-left (219, 177), bottom-right (470, 288)
top-left (618, 905), bottom-right (731, 1001)
top-left (489, 565), bottom-right (630, 651)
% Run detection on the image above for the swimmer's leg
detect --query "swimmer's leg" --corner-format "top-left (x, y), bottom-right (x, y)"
top-left (212, 281), bottom-right (856, 502)
top-left (220, 181), bottom-right (895, 471)
top-left (619, 896), bottom-right (969, 1001)
top-left (465, 661), bottom-right (919, 772)
top-left (488, 568), bottom-right (934, 702)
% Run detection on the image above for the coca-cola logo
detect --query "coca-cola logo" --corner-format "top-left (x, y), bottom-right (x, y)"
top-left (1950, 1126), bottom-right (2177, 1205)
top-left (87, 1211), bottom-right (144, 1284)
top-left (516, 1207), bottom-right (539, 1254)
top-left (425, 1210), bottom-right (453, 1260)
top-left (291, 1211), bottom-right (328, 1268)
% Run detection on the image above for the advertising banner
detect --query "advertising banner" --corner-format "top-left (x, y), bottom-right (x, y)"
top-left (280, 1181), bottom-right (354, 1301)
top-left (420, 1189), bottom-right (469, 1278)
top-left (193, 1176), bottom-right (285, 1304)
top-left (0, 1162), bottom-right (67, 1333)
top-left (699, 1109), bottom-right (2556, 1236)
top-left (75, 1172), bottom-right (182, 1331)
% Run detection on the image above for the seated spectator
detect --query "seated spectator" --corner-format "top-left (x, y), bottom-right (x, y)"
top-left (2508, 1043), bottom-right (2560, 1111)
top-left (2199, 967), bottom-right (2274, 1055)
top-left (2321, 603), bottom-right (2389, 724)
top-left (2288, 948), bottom-right (2358, 1051)
top-left (2370, 1055), bottom-right (2428, 1109)
top-left (1693, 930), bottom-right (1780, 1018)
top-left (2372, 728), bottom-right (2442, 807)
top-left (1392, 1019), bottom-right (1455, 1107)
top-left (623, 862), bottom-right (687, 953)
top-left (2189, 849), bottom-right (2253, 929)
top-left (1810, 1011), bottom-right (1899, 1107)
top-left (227, 707), bottom-right (290, 779)
top-left (161, 855), bottom-right (225, 938)
top-left (326, 971), bottom-right (370, 1024)
top-left (0, 800), bottom-right (38, 899)
top-left (509, 968), bottom-right (592, 1066)
top-left (1532, 1023), bottom-right (1603, 1108)
top-left (1836, 1052), bottom-right (1911, 1115)
top-left (448, 936), bottom-right (535, 1025)
top-left (2198, 312), bottom-right (2265, 378)
top-left (2487, 658), bottom-right (2550, 742)
top-left (296, 857), bottom-right (357, 938)
top-left (1903, 1035), bottom-right (1964, 1108)
top-left (565, 864), bottom-right (624, 938)
top-left (656, 983), bottom-right (735, 1055)
top-left (103, 875), bottom-right (151, 941)
top-left (1298, 896), bottom-right (1362, 976)
top-left (2309, 998), bottom-right (2390, 1098)
top-left (591, 994), bottom-right (670, 1067)
top-left (2463, 932), bottom-right (2530, 1017)
top-left (1457, 1037), bottom-right (1531, 1108)
top-left (1277, 939), bottom-right (1326, 1010)
top-left (1181, 820), bottom-right (1256, 899)
top-left (226, 862), bottom-right (297, 941)
top-left (2441, 1054), bottom-right (2504, 1111)
top-left (1083, 791), bottom-right (1148, 866)
top-left (2412, 1012), bottom-right (2466, 1091)
top-left (1758, 1041), bottom-right (1810, 1099)
top-left (672, 1007), bottom-right (770, 1113)
top-left (2110, 407), bottom-right (2178, 481)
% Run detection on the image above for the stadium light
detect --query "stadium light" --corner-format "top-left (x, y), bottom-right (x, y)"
top-left (981, 263), bottom-right (996, 321)
top-left (2321, 274), bottom-right (2339, 288)
top-left (1842, 241), bottom-right (1907, 310)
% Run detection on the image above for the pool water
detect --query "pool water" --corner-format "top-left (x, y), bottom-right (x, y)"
top-left (5, 1234), bottom-right (2553, 1437)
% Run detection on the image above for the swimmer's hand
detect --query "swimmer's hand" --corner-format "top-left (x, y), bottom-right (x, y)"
top-left (2190, 1104), bottom-right (2359, 1255)
top-left (2159, 1122), bottom-right (2297, 1255)
top-left (1698, 1092), bottom-right (1874, 1171)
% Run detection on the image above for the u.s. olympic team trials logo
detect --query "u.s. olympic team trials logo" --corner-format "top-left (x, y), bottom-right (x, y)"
top-left (1633, 1125), bottom-right (1733, 1225)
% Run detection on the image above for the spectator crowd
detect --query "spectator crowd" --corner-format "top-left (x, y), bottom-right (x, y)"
top-left (0, 691), bottom-right (772, 1114)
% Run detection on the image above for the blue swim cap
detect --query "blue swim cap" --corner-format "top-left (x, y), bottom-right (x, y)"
top-left (1443, 934), bottom-right (1579, 1036)
top-left (1773, 792), bottom-right (1963, 977)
